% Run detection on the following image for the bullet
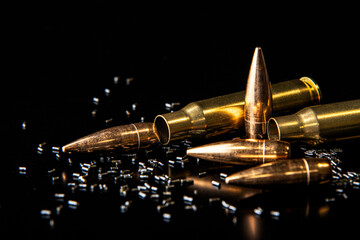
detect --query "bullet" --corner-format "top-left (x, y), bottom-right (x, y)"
top-left (267, 99), bottom-right (360, 144)
top-left (244, 47), bottom-right (272, 139)
top-left (154, 77), bottom-right (321, 145)
top-left (225, 158), bottom-right (332, 186)
top-left (62, 122), bottom-right (158, 153)
top-left (186, 139), bottom-right (290, 165)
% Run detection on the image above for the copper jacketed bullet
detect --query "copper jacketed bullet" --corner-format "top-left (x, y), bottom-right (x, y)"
top-left (186, 139), bottom-right (290, 165)
top-left (268, 99), bottom-right (360, 144)
top-left (154, 77), bottom-right (321, 145)
top-left (225, 158), bottom-right (332, 186)
top-left (62, 122), bottom-right (158, 153)
top-left (244, 47), bottom-right (272, 139)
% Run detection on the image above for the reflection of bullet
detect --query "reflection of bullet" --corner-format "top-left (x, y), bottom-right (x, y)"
top-left (268, 99), bottom-right (360, 144)
top-left (244, 47), bottom-right (272, 139)
top-left (154, 77), bottom-right (321, 145)
top-left (62, 122), bottom-right (158, 152)
top-left (225, 158), bottom-right (332, 186)
top-left (186, 139), bottom-right (290, 165)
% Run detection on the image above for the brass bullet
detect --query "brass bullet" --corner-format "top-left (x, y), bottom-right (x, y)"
top-left (225, 158), bottom-right (332, 186)
top-left (186, 139), bottom-right (290, 165)
top-left (267, 99), bottom-right (360, 144)
top-left (62, 122), bottom-right (158, 153)
top-left (154, 77), bottom-right (321, 145)
top-left (244, 47), bottom-right (272, 139)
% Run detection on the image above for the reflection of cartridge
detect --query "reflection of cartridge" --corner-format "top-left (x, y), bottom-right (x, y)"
top-left (268, 99), bottom-right (360, 144)
top-left (244, 47), bottom-right (272, 139)
top-left (186, 139), bottom-right (290, 165)
top-left (225, 158), bottom-right (332, 186)
top-left (62, 122), bottom-right (158, 152)
top-left (154, 77), bottom-right (321, 145)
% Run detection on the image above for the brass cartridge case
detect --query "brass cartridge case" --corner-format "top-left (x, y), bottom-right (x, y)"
top-left (186, 139), bottom-right (290, 165)
top-left (154, 77), bottom-right (321, 145)
top-left (268, 99), bottom-right (360, 144)
top-left (62, 122), bottom-right (158, 153)
top-left (244, 47), bottom-right (272, 139)
top-left (225, 158), bottom-right (332, 186)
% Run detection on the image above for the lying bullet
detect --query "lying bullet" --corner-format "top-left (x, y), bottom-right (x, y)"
top-left (244, 47), bottom-right (272, 139)
top-left (154, 77), bottom-right (321, 145)
top-left (186, 139), bottom-right (290, 165)
top-left (225, 158), bottom-right (332, 186)
top-left (267, 99), bottom-right (360, 144)
top-left (62, 122), bottom-right (158, 153)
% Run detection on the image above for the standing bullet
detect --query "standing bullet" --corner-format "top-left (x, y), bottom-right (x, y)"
top-left (225, 158), bottom-right (332, 186)
top-left (62, 122), bottom-right (158, 153)
top-left (244, 47), bottom-right (272, 139)
top-left (186, 139), bottom-right (290, 165)
top-left (267, 99), bottom-right (360, 144)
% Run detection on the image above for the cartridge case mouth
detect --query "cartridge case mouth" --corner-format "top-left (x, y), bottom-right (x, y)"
top-left (267, 118), bottom-right (281, 140)
top-left (154, 115), bottom-right (171, 145)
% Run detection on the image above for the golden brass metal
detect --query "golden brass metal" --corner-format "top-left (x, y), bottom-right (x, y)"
top-left (154, 77), bottom-right (321, 145)
top-left (62, 122), bottom-right (158, 152)
top-left (244, 47), bottom-right (272, 139)
top-left (225, 158), bottom-right (332, 186)
top-left (268, 99), bottom-right (360, 144)
top-left (186, 139), bottom-right (290, 165)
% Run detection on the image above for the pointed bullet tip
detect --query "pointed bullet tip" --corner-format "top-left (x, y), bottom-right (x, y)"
top-left (62, 143), bottom-right (74, 153)
top-left (186, 148), bottom-right (195, 156)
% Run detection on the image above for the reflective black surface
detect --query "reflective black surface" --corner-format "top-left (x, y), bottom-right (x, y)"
top-left (5, 78), bottom-right (360, 239)
top-left (4, 6), bottom-right (360, 240)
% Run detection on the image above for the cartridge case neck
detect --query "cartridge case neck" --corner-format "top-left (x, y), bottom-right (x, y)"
top-left (154, 105), bottom-right (207, 145)
top-left (268, 108), bottom-right (320, 141)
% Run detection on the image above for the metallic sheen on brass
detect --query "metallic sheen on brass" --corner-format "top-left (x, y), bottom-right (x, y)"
top-left (225, 158), bottom-right (332, 186)
top-left (268, 99), bottom-right (360, 144)
top-left (62, 122), bottom-right (158, 152)
top-left (154, 77), bottom-right (321, 145)
top-left (186, 139), bottom-right (290, 165)
top-left (244, 47), bottom-right (272, 139)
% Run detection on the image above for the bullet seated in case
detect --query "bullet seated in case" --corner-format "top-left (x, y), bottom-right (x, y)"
top-left (225, 158), bottom-right (332, 186)
top-left (186, 139), bottom-right (290, 165)
top-left (244, 47), bottom-right (272, 139)
top-left (267, 99), bottom-right (360, 144)
top-left (62, 122), bottom-right (158, 153)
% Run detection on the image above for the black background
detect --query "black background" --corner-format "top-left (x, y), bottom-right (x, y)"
top-left (4, 4), bottom-right (359, 146)
top-left (2, 3), bottom-right (360, 239)
top-left (4, 4), bottom-right (359, 111)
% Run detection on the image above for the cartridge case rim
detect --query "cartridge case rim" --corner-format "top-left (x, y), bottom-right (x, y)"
top-left (299, 77), bottom-right (322, 104)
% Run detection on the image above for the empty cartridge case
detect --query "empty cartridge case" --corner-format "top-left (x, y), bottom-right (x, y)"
top-left (244, 47), bottom-right (272, 139)
top-left (154, 77), bottom-right (321, 145)
top-left (267, 99), bottom-right (360, 144)
top-left (62, 122), bottom-right (158, 152)
top-left (186, 139), bottom-right (290, 165)
top-left (225, 158), bottom-right (332, 186)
